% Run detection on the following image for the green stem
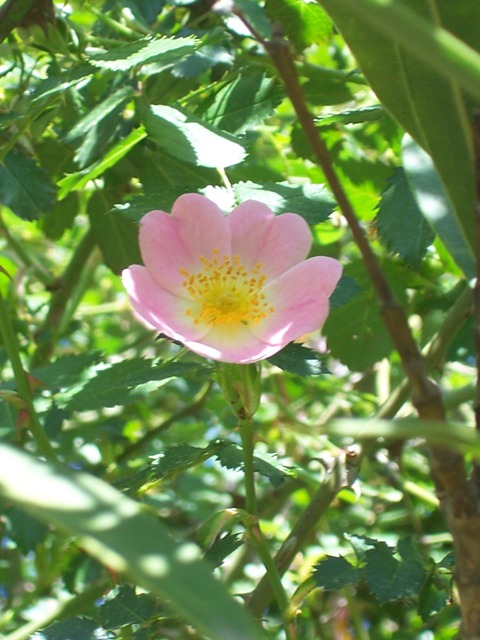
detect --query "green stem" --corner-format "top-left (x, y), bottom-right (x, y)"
top-left (239, 417), bottom-right (296, 639)
top-left (31, 228), bottom-right (97, 367)
top-left (0, 290), bottom-right (57, 462)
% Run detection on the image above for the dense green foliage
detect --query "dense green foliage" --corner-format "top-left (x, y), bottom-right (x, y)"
top-left (0, 1), bottom-right (479, 639)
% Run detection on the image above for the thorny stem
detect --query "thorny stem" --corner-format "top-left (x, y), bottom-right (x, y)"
top-left (239, 416), bottom-right (297, 639)
top-left (259, 27), bottom-right (480, 640)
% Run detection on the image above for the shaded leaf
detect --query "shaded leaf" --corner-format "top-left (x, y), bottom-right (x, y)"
top-left (33, 617), bottom-right (112, 640)
top-left (0, 150), bottom-right (56, 220)
top-left (29, 353), bottom-right (102, 392)
top-left (88, 192), bottom-right (141, 274)
top-left (201, 70), bottom-right (284, 134)
top-left (268, 343), bottom-right (328, 377)
top-left (99, 585), bottom-right (154, 630)
top-left (316, 104), bottom-right (385, 126)
top-left (142, 104), bottom-right (246, 168)
top-left (374, 168), bottom-right (435, 269)
top-left (204, 533), bottom-right (244, 569)
top-left (89, 36), bottom-right (198, 71)
top-left (313, 556), bottom-right (364, 590)
top-left (365, 539), bottom-right (426, 604)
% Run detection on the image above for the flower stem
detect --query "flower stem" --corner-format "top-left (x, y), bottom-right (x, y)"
top-left (239, 416), bottom-right (297, 640)
top-left (0, 289), bottom-right (57, 462)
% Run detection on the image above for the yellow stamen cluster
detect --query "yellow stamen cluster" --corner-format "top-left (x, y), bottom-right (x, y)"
top-left (179, 249), bottom-right (274, 327)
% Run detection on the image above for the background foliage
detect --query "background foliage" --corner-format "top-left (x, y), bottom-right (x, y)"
top-left (0, 1), bottom-right (479, 639)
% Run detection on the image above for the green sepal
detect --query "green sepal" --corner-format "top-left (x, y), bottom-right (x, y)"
top-left (215, 362), bottom-right (261, 420)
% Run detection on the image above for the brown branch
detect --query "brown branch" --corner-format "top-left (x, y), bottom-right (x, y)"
top-left (262, 32), bottom-right (480, 638)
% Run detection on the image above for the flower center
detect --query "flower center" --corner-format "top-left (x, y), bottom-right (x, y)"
top-left (179, 249), bottom-right (274, 327)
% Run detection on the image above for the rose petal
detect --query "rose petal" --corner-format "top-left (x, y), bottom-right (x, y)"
top-left (229, 201), bottom-right (312, 279)
top-left (171, 194), bottom-right (231, 260)
top-left (251, 257), bottom-right (343, 345)
top-left (181, 323), bottom-right (284, 364)
top-left (122, 265), bottom-right (208, 342)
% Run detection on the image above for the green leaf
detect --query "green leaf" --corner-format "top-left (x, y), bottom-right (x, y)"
top-left (0, 150), bottom-right (56, 220)
top-left (374, 168), bottom-right (435, 270)
top-left (313, 556), bottom-right (364, 590)
top-left (215, 443), bottom-right (290, 488)
top-left (266, 0), bottom-right (332, 51)
top-left (267, 343), bottom-right (328, 377)
top-left (65, 359), bottom-right (210, 411)
top-left (402, 135), bottom-right (475, 278)
top-left (89, 36), bottom-right (198, 71)
top-left (200, 70), bottom-right (284, 134)
top-left (324, 263), bottom-right (394, 371)
top-left (65, 86), bottom-right (135, 143)
top-left (29, 353), bottom-right (102, 392)
top-left (35, 617), bottom-right (110, 640)
top-left (57, 127), bottom-right (147, 199)
top-left (318, 0), bottom-right (477, 258)
top-left (88, 191), bottom-right (141, 274)
top-left (364, 539), bottom-right (426, 604)
top-left (172, 45), bottom-right (234, 79)
top-left (99, 585), bottom-right (155, 630)
top-left (0, 445), bottom-right (264, 640)
top-left (204, 533), bottom-right (244, 569)
top-left (316, 105), bottom-right (385, 126)
top-left (233, 181), bottom-right (336, 224)
top-left (31, 64), bottom-right (95, 102)
top-left (142, 105), bottom-right (246, 168)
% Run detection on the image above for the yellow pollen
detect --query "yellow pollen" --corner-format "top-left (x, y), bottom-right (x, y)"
top-left (179, 250), bottom-right (274, 327)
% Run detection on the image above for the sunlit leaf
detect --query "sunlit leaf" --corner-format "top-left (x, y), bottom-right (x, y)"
top-left (0, 445), bottom-right (264, 640)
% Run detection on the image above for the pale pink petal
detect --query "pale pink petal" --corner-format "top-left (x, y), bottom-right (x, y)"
top-left (122, 265), bottom-right (208, 342)
top-left (229, 201), bottom-right (312, 279)
top-left (171, 194), bottom-right (231, 259)
top-left (181, 323), bottom-right (285, 364)
top-left (251, 257), bottom-right (343, 345)
top-left (139, 210), bottom-right (193, 292)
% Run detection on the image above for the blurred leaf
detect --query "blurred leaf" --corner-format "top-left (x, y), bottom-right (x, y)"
top-left (142, 104), bottom-right (246, 168)
top-left (89, 36), bottom-right (198, 71)
top-left (266, 0), bottom-right (332, 50)
top-left (31, 64), bottom-right (95, 102)
top-left (233, 181), bottom-right (336, 224)
top-left (99, 585), bottom-right (155, 630)
top-left (0, 150), bottom-right (56, 220)
top-left (0, 445), bottom-right (265, 640)
top-left (322, 417), bottom-right (480, 457)
top-left (65, 359), bottom-right (210, 411)
top-left (319, 0), bottom-right (476, 257)
top-left (5, 506), bottom-right (49, 553)
top-left (418, 581), bottom-right (450, 622)
top-left (402, 135), bottom-right (475, 278)
top-left (329, 276), bottom-right (362, 309)
top-left (172, 45), bottom-right (234, 78)
top-left (57, 127), bottom-right (147, 199)
top-left (268, 343), bottom-right (328, 377)
top-left (374, 168), bottom-right (435, 270)
top-left (201, 71), bottom-right (284, 134)
top-left (313, 556), bottom-right (364, 590)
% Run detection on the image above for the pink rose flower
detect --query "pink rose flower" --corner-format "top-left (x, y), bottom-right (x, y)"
top-left (122, 194), bottom-right (342, 364)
